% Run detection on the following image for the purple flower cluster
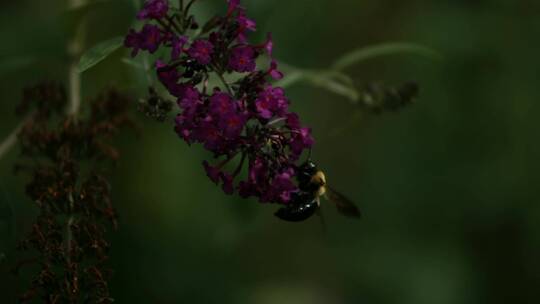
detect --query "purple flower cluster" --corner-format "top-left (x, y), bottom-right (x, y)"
top-left (125, 0), bottom-right (314, 204)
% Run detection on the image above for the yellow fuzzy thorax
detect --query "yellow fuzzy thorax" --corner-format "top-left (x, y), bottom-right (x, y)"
top-left (311, 170), bottom-right (327, 197)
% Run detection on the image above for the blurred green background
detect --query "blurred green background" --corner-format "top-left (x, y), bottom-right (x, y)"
top-left (1, 0), bottom-right (540, 303)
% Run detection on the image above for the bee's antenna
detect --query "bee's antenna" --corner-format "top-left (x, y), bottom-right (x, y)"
top-left (307, 148), bottom-right (313, 161)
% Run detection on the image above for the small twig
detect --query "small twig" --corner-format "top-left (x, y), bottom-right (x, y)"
top-left (217, 73), bottom-right (233, 95)
top-left (167, 15), bottom-right (183, 34)
top-left (232, 152), bottom-right (246, 177)
top-left (183, 0), bottom-right (197, 20)
top-left (266, 117), bottom-right (287, 126)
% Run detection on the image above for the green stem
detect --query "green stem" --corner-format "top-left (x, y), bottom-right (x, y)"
top-left (68, 63), bottom-right (81, 116)
top-left (232, 152), bottom-right (246, 177)
top-left (216, 71), bottom-right (233, 95)
top-left (184, 0), bottom-right (197, 19)
top-left (65, 0), bottom-right (85, 264)
top-left (67, 0), bottom-right (85, 117)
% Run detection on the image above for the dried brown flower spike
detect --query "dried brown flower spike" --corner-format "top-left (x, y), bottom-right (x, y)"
top-left (14, 83), bottom-right (132, 303)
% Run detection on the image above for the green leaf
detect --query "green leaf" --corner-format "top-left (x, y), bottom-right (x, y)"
top-left (332, 42), bottom-right (443, 70)
top-left (78, 36), bottom-right (124, 73)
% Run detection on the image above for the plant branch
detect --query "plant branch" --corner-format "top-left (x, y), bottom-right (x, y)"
top-left (0, 115), bottom-right (31, 161)
top-left (68, 63), bottom-right (82, 116)
top-left (66, 0), bottom-right (85, 264)
top-left (67, 7), bottom-right (85, 117)
top-left (212, 65), bottom-right (233, 95)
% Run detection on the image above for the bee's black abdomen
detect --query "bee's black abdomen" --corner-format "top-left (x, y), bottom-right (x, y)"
top-left (275, 193), bottom-right (319, 222)
top-left (275, 200), bottom-right (318, 222)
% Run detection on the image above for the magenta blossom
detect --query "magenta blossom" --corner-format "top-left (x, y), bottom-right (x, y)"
top-left (255, 86), bottom-right (288, 119)
top-left (137, 0), bottom-right (169, 20)
top-left (124, 24), bottom-right (163, 57)
top-left (203, 161), bottom-right (221, 184)
top-left (171, 35), bottom-right (189, 60)
top-left (126, 0), bottom-right (315, 204)
top-left (188, 40), bottom-right (214, 65)
top-left (228, 46), bottom-right (257, 73)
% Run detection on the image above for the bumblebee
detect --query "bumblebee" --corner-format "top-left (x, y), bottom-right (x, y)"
top-left (275, 160), bottom-right (361, 222)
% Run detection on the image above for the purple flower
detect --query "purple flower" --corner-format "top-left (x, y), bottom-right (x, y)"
top-left (238, 10), bottom-right (256, 32)
top-left (268, 60), bottom-right (283, 80)
top-left (126, 0), bottom-right (318, 205)
top-left (258, 35), bottom-right (283, 80)
top-left (156, 60), bottom-right (180, 89)
top-left (263, 33), bottom-right (274, 56)
top-left (228, 46), bottom-right (257, 73)
top-left (286, 113), bottom-right (301, 129)
top-left (248, 157), bottom-right (267, 184)
top-left (171, 35), bottom-right (189, 60)
top-left (137, 0), bottom-right (169, 20)
top-left (262, 169), bottom-right (297, 203)
top-left (290, 128), bottom-right (315, 156)
top-left (219, 112), bottom-right (246, 138)
top-left (236, 8), bottom-right (256, 42)
top-left (209, 91), bottom-right (236, 115)
top-left (227, 0), bottom-right (240, 16)
top-left (177, 85), bottom-right (201, 117)
top-left (255, 86), bottom-right (288, 119)
top-left (238, 157), bottom-right (268, 198)
top-left (220, 172), bottom-right (235, 194)
top-left (188, 40), bottom-right (214, 65)
top-left (124, 29), bottom-right (141, 57)
top-left (140, 24), bottom-right (163, 53)
top-left (193, 119), bottom-right (224, 152)
top-left (203, 161), bottom-right (221, 184)
top-left (124, 25), bottom-right (163, 56)
top-left (175, 114), bottom-right (193, 143)
top-left (208, 91), bottom-right (245, 138)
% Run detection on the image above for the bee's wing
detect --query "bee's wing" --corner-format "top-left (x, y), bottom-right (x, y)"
top-left (315, 199), bottom-right (327, 234)
top-left (324, 186), bottom-right (361, 218)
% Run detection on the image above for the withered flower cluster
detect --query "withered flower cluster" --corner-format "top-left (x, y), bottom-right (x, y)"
top-left (360, 81), bottom-right (419, 114)
top-left (14, 83), bottom-right (132, 304)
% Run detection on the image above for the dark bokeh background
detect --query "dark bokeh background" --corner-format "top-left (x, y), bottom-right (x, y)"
top-left (1, 0), bottom-right (540, 303)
